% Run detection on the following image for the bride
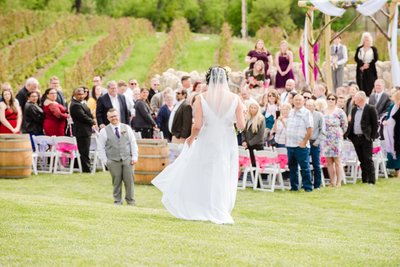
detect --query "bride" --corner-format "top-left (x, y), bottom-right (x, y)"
top-left (152, 66), bottom-right (245, 224)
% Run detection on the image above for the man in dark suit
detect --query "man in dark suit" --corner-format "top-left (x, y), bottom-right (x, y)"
top-left (70, 87), bottom-right (95, 173)
top-left (16, 77), bottom-right (40, 111)
top-left (345, 91), bottom-right (379, 185)
top-left (148, 78), bottom-right (160, 102)
top-left (96, 80), bottom-right (130, 129)
top-left (169, 89), bottom-right (192, 144)
top-left (368, 79), bottom-right (392, 119)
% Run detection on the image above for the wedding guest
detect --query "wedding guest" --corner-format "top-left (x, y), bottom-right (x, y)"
top-left (245, 39), bottom-right (273, 80)
top-left (323, 93), bottom-right (348, 187)
top-left (134, 88), bottom-right (157, 138)
top-left (280, 79), bottom-right (296, 104)
top-left (271, 103), bottom-right (291, 148)
top-left (169, 88), bottom-right (192, 144)
top-left (345, 91), bottom-right (379, 185)
top-left (22, 91), bottom-right (44, 150)
top-left (368, 79), bottom-right (392, 119)
top-left (151, 87), bottom-right (173, 115)
top-left (96, 81), bottom-right (130, 128)
top-left (148, 78), bottom-right (160, 102)
top-left (345, 84), bottom-right (359, 117)
top-left (383, 91), bottom-right (400, 177)
top-left (49, 76), bottom-right (67, 108)
top-left (260, 89), bottom-right (279, 142)
top-left (16, 77), bottom-right (40, 110)
top-left (305, 98), bottom-right (326, 189)
top-left (87, 85), bottom-right (103, 127)
top-left (0, 89), bottom-right (22, 134)
top-left (331, 36), bottom-right (348, 91)
top-left (156, 93), bottom-right (174, 141)
top-left (286, 94), bottom-right (314, 192)
top-left (355, 32), bottom-right (378, 96)
top-left (241, 100), bottom-right (266, 167)
top-left (275, 40), bottom-right (294, 90)
top-left (313, 84), bottom-right (327, 100)
top-left (70, 87), bottom-right (95, 173)
top-left (42, 88), bottom-right (68, 136)
top-left (245, 60), bottom-right (266, 89)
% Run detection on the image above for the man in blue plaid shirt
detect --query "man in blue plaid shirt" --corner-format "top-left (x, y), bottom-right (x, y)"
top-left (286, 94), bottom-right (314, 192)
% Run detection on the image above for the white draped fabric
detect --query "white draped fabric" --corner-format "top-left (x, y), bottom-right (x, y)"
top-left (389, 4), bottom-right (400, 87)
top-left (311, 0), bottom-right (346, 17)
top-left (356, 0), bottom-right (388, 16)
top-left (303, 17), bottom-right (309, 84)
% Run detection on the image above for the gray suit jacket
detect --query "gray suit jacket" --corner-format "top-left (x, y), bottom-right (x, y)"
top-left (368, 92), bottom-right (391, 118)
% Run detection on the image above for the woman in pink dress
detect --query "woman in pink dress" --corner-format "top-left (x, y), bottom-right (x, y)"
top-left (42, 88), bottom-right (68, 136)
top-left (0, 88), bottom-right (22, 134)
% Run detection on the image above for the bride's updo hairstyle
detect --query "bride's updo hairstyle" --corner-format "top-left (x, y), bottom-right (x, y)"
top-left (205, 66), bottom-right (229, 85)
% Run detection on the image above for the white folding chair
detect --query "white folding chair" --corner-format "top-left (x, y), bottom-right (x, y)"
top-left (238, 147), bottom-right (255, 190)
top-left (53, 136), bottom-right (82, 174)
top-left (89, 135), bottom-right (106, 174)
top-left (32, 152), bottom-right (38, 175)
top-left (254, 150), bottom-right (285, 192)
top-left (32, 135), bottom-right (56, 173)
top-left (341, 140), bottom-right (361, 184)
top-left (373, 140), bottom-right (388, 180)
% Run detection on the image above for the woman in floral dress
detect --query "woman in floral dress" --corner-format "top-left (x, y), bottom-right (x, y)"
top-left (323, 93), bottom-right (348, 187)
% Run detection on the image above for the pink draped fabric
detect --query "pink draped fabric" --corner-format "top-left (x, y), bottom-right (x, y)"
top-left (56, 142), bottom-right (78, 167)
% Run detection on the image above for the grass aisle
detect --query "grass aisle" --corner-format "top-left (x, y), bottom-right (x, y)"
top-left (37, 34), bottom-right (107, 87)
top-left (107, 33), bottom-right (167, 85)
top-left (173, 34), bottom-right (220, 73)
top-left (0, 174), bottom-right (399, 266)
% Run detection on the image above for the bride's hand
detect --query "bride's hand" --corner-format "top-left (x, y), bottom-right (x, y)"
top-left (186, 136), bottom-right (195, 146)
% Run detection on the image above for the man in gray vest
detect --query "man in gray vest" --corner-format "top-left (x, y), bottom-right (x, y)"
top-left (331, 36), bottom-right (348, 91)
top-left (98, 108), bottom-right (139, 205)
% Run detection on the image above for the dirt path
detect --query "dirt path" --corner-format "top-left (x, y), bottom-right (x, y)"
top-left (103, 44), bottom-right (134, 78)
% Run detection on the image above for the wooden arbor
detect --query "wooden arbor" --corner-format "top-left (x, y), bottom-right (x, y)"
top-left (298, 0), bottom-right (399, 92)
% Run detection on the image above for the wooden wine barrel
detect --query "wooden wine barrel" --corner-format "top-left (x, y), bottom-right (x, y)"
top-left (134, 139), bottom-right (169, 184)
top-left (0, 134), bottom-right (32, 178)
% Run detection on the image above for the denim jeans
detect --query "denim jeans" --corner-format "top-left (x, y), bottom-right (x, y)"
top-left (287, 146), bottom-right (312, 191)
top-left (310, 144), bottom-right (322, 188)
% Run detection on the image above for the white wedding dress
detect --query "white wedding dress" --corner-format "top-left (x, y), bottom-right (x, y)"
top-left (152, 68), bottom-right (240, 224)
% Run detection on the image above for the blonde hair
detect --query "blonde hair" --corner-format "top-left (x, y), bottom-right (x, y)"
top-left (254, 39), bottom-right (266, 52)
top-left (253, 60), bottom-right (265, 76)
top-left (392, 90), bottom-right (400, 104)
top-left (246, 100), bottom-right (264, 134)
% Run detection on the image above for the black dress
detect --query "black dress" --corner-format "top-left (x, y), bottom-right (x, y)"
top-left (354, 46), bottom-right (378, 97)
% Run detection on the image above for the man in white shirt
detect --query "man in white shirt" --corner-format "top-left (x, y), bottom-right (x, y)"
top-left (98, 109), bottom-right (138, 206)
top-left (368, 79), bottom-right (392, 119)
top-left (280, 79), bottom-right (296, 104)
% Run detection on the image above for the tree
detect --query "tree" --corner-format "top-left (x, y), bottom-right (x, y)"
top-left (248, 0), bottom-right (295, 35)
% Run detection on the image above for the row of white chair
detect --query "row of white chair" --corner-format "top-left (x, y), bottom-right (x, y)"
top-left (32, 135), bottom-right (83, 174)
top-left (238, 139), bottom-right (389, 192)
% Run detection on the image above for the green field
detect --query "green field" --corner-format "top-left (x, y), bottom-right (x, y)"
top-left (1, 173), bottom-right (399, 266)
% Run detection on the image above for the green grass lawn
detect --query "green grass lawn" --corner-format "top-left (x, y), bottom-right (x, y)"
top-left (106, 33), bottom-right (167, 85)
top-left (37, 34), bottom-right (107, 88)
top-left (0, 173), bottom-right (399, 266)
top-left (173, 33), bottom-right (220, 73)
top-left (232, 37), bottom-right (253, 71)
